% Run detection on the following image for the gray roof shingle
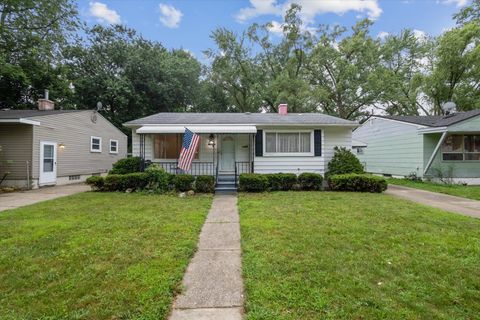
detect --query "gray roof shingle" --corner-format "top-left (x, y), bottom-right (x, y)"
top-left (0, 109), bottom-right (83, 119)
top-left (124, 112), bottom-right (357, 126)
top-left (378, 110), bottom-right (480, 127)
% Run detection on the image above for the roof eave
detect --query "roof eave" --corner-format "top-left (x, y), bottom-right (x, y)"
top-left (0, 118), bottom-right (40, 125)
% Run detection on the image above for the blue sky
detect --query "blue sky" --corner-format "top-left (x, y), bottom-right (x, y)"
top-left (78, 0), bottom-right (469, 61)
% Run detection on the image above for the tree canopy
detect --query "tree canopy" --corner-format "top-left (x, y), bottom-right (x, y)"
top-left (1, 0), bottom-right (479, 125)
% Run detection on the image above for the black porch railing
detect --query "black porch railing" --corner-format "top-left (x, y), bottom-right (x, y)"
top-left (152, 161), bottom-right (215, 176)
top-left (234, 161), bottom-right (253, 187)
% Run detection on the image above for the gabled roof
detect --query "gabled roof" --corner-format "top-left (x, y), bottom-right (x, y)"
top-left (0, 109), bottom-right (83, 119)
top-left (124, 112), bottom-right (357, 126)
top-left (376, 110), bottom-right (480, 127)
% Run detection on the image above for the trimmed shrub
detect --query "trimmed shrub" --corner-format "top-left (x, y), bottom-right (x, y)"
top-left (298, 172), bottom-right (323, 190)
top-left (326, 147), bottom-right (364, 178)
top-left (267, 173), bottom-right (297, 191)
top-left (109, 157), bottom-right (143, 175)
top-left (173, 174), bottom-right (195, 191)
top-left (329, 174), bottom-right (387, 193)
top-left (239, 173), bottom-right (269, 192)
top-left (195, 175), bottom-right (215, 193)
top-left (145, 164), bottom-right (171, 192)
top-left (104, 173), bottom-right (150, 192)
top-left (86, 175), bottom-right (104, 191)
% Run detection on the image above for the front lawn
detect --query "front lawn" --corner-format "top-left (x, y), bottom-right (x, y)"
top-left (0, 192), bottom-right (212, 320)
top-left (239, 192), bottom-right (480, 319)
top-left (388, 178), bottom-right (480, 201)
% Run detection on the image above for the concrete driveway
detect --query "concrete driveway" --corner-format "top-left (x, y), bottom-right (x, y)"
top-left (386, 184), bottom-right (480, 219)
top-left (0, 183), bottom-right (90, 212)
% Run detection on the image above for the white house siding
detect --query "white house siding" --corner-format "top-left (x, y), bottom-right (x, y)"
top-left (353, 118), bottom-right (425, 177)
top-left (30, 111), bottom-right (127, 186)
top-left (253, 126), bottom-right (352, 175)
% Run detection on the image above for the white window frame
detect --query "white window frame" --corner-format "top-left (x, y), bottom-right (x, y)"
top-left (90, 136), bottom-right (102, 153)
top-left (263, 130), bottom-right (314, 157)
top-left (109, 139), bottom-right (119, 154)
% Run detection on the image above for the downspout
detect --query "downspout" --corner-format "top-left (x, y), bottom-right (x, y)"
top-left (423, 131), bottom-right (447, 176)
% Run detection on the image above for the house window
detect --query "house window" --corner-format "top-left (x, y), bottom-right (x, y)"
top-left (110, 139), bottom-right (118, 154)
top-left (153, 134), bottom-right (199, 159)
top-left (442, 134), bottom-right (480, 161)
top-left (91, 136), bottom-right (102, 152)
top-left (264, 131), bottom-right (312, 155)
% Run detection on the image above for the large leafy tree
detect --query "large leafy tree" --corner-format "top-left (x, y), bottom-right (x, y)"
top-left (423, 22), bottom-right (480, 113)
top-left (66, 25), bottom-right (203, 127)
top-left (0, 0), bottom-right (78, 108)
top-left (377, 30), bottom-right (434, 115)
top-left (205, 28), bottom-right (261, 112)
top-left (247, 4), bottom-right (313, 112)
top-left (308, 20), bottom-right (382, 119)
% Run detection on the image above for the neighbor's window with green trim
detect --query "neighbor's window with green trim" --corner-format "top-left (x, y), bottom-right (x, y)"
top-left (442, 134), bottom-right (480, 161)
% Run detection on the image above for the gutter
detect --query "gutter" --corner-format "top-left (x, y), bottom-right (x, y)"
top-left (123, 123), bottom-right (359, 128)
top-left (0, 118), bottom-right (41, 125)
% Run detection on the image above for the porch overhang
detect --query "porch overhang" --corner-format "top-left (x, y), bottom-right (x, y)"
top-left (135, 125), bottom-right (257, 134)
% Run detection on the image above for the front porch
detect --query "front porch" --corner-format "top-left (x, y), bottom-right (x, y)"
top-left (137, 132), bottom-right (255, 190)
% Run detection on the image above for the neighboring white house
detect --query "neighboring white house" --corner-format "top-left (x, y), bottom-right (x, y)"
top-left (124, 105), bottom-right (358, 191)
top-left (353, 110), bottom-right (480, 185)
top-left (0, 98), bottom-right (127, 189)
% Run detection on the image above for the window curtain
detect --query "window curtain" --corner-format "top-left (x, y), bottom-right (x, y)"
top-left (265, 132), bottom-right (311, 153)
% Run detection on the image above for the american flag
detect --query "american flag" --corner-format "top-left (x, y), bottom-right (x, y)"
top-left (178, 128), bottom-right (200, 172)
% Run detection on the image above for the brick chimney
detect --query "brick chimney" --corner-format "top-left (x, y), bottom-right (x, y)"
top-left (38, 89), bottom-right (54, 111)
top-left (278, 103), bottom-right (288, 115)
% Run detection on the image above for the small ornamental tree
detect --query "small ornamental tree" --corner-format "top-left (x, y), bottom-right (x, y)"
top-left (327, 147), bottom-right (364, 178)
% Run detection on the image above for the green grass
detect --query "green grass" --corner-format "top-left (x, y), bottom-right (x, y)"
top-left (0, 192), bottom-right (212, 320)
top-left (239, 192), bottom-right (480, 320)
top-left (387, 178), bottom-right (480, 201)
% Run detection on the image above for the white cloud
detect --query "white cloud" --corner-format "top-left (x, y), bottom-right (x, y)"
top-left (159, 3), bottom-right (183, 28)
top-left (89, 2), bottom-right (121, 24)
top-left (441, 0), bottom-right (469, 7)
top-left (236, 0), bottom-right (283, 22)
top-left (377, 31), bottom-right (390, 39)
top-left (412, 29), bottom-right (427, 42)
top-left (267, 20), bottom-right (284, 36)
top-left (236, 0), bottom-right (383, 25)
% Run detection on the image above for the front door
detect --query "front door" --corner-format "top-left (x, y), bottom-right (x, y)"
top-left (39, 141), bottom-right (57, 185)
top-left (220, 135), bottom-right (235, 172)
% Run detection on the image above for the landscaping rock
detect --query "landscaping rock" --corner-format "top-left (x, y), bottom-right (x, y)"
top-left (125, 188), bottom-right (133, 193)
top-left (187, 190), bottom-right (195, 196)
top-left (179, 192), bottom-right (186, 198)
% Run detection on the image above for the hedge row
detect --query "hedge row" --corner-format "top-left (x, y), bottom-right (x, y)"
top-left (86, 165), bottom-right (215, 193)
top-left (239, 172), bottom-right (324, 192)
top-left (329, 174), bottom-right (387, 193)
top-left (239, 172), bottom-right (387, 193)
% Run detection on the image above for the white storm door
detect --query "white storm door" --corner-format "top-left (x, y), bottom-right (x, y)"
top-left (39, 142), bottom-right (57, 185)
top-left (220, 136), bottom-right (235, 171)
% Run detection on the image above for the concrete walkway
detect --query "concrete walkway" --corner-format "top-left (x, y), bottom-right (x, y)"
top-left (0, 183), bottom-right (90, 212)
top-left (386, 184), bottom-right (480, 219)
top-left (169, 194), bottom-right (244, 320)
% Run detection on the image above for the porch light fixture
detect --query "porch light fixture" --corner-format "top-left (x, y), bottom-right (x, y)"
top-left (208, 134), bottom-right (215, 147)
top-left (59, 143), bottom-right (65, 150)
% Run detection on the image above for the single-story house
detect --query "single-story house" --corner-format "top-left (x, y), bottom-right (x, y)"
top-left (353, 110), bottom-right (480, 184)
top-left (0, 98), bottom-right (127, 189)
top-left (124, 105), bottom-right (358, 191)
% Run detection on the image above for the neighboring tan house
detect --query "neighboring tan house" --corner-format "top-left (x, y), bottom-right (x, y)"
top-left (0, 99), bottom-right (127, 189)
top-left (124, 104), bottom-right (358, 191)
top-left (353, 110), bottom-right (480, 184)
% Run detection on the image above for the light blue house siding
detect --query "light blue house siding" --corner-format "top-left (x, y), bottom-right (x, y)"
top-left (353, 117), bottom-right (425, 177)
